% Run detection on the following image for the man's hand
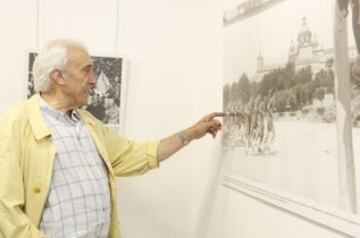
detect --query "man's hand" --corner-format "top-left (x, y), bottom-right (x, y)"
top-left (157, 112), bottom-right (225, 162)
top-left (184, 112), bottom-right (225, 141)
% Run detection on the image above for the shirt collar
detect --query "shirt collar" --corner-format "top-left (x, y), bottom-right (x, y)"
top-left (39, 96), bottom-right (81, 125)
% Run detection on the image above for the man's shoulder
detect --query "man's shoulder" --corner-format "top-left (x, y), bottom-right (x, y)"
top-left (0, 101), bottom-right (29, 136)
top-left (0, 95), bottom-right (40, 128)
top-left (0, 101), bottom-right (28, 123)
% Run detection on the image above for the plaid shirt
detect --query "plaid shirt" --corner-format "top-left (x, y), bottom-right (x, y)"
top-left (39, 98), bottom-right (111, 238)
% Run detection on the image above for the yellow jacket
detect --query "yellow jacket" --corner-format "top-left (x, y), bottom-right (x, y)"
top-left (0, 94), bottom-right (160, 238)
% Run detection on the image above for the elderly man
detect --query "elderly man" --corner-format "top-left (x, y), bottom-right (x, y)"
top-left (0, 39), bottom-right (223, 238)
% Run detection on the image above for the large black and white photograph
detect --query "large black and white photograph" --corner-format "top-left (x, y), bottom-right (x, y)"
top-left (222, 0), bottom-right (360, 212)
top-left (28, 52), bottom-right (126, 129)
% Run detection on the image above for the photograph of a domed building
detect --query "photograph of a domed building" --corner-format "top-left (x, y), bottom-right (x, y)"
top-left (222, 0), bottom-right (359, 211)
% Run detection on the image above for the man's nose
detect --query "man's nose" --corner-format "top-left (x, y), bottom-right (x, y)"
top-left (89, 71), bottom-right (97, 86)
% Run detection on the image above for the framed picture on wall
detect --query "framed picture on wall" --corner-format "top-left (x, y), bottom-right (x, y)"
top-left (222, 0), bottom-right (360, 235)
top-left (27, 52), bottom-right (127, 133)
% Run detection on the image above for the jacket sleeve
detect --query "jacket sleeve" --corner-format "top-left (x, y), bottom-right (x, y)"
top-left (101, 126), bottom-right (160, 177)
top-left (0, 117), bottom-right (45, 238)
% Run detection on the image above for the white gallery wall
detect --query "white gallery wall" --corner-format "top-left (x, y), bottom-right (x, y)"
top-left (0, 0), bottom-right (223, 237)
top-left (0, 0), bottom-right (352, 237)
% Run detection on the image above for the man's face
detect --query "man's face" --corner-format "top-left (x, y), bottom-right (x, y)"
top-left (62, 47), bottom-right (96, 108)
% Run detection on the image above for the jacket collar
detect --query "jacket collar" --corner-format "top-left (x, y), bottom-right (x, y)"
top-left (26, 94), bottom-right (96, 140)
top-left (76, 108), bottom-right (96, 126)
top-left (26, 94), bottom-right (52, 140)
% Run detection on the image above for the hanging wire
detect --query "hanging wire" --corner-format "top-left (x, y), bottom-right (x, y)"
top-left (114, 0), bottom-right (120, 54)
top-left (35, 0), bottom-right (41, 49)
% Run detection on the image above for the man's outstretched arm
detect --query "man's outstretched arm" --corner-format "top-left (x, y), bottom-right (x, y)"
top-left (157, 112), bottom-right (225, 162)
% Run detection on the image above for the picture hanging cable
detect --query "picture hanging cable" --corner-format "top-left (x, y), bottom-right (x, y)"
top-left (35, 0), bottom-right (40, 49)
top-left (114, 0), bottom-right (120, 55)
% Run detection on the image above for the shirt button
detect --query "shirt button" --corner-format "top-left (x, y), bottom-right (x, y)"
top-left (34, 187), bottom-right (41, 194)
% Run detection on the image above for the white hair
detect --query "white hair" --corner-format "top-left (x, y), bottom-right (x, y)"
top-left (33, 39), bottom-right (87, 93)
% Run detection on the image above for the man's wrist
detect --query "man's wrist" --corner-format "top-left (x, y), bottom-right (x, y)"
top-left (185, 128), bottom-right (197, 141)
top-left (176, 130), bottom-right (191, 145)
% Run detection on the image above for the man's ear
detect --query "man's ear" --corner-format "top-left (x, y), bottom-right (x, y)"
top-left (50, 69), bottom-right (66, 86)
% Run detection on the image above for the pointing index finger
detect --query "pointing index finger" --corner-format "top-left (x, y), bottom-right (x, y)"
top-left (206, 112), bottom-right (225, 121)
